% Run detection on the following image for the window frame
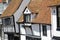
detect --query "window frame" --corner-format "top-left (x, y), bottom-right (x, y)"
top-left (3, 18), bottom-right (12, 26)
top-left (42, 24), bottom-right (47, 36)
top-left (57, 6), bottom-right (60, 30)
top-left (24, 26), bottom-right (33, 35)
top-left (24, 14), bottom-right (31, 22)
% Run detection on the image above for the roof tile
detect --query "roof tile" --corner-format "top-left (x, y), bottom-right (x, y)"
top-left (1, 0), bottom-right (22, 18)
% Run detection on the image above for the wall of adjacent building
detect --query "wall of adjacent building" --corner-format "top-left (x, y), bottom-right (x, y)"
top-left (51, 7), bottom-right (60, 37)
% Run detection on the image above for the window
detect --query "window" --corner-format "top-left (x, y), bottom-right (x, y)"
top-left (4, 18), bottom-right (11, 25)
top-left (24, 26), bottom-right (33, 35)
top-left (24, 14), bottom-right (31, 22)
top-left (0, 3), bottom-right (4, 12)
top-left (42, 25), bottom-right (47, 36)
top-left (57, 7), bottom-right (60, 30)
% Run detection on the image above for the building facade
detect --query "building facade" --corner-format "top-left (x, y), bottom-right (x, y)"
top-left (0, 0), bottom-right (60, 40)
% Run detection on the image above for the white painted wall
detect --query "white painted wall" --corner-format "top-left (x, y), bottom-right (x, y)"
top-left (2, 27), bottom-right (5, 40)
top-left (51, 7), bottom-right (60, 37)
top-left (20, 35), bottom-right (26, 40)
top-left (4, 34), bottom-right (8, 40)
top-left (20, 24), bottom-right (26, 40)
top-left (14, 0), bottom-right (30, 33)
top-left (24, 8), bottom-right (31, 14)
top-left (41, 24), bottom-right (51, 40)
top-left (0, 37), bottom-right (1, 40)
top-left (20, 24), bottom-right (26, 34)
top-left (2, 28), bottom-right (8, 40)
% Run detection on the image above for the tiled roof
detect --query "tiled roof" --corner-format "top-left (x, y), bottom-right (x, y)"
top-left (28, 0), bottom-right (60, 24)
top-left (0, 0), bottom-right (22, 18)
top-left (0, 0), bottom-right (2, 3)
top-left (49, 0), bottom-right (60, 6)
top-left (18, 0), bottom-right (60, 24)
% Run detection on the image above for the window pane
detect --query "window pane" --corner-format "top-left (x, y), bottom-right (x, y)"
top-left (57, 7), bottom-right (60, 30)
top-left (4, 18), bottom-right (11, 25)
top-left (58, 7), bottom-right (60, 26)
top-left (25, 27), bottom-right (32, 35)
top-left (0, 3), bottom-right (4, 12)
top-left (24, 14), bottom-right (31, 22)
top-left (26, 15), bottom-right (31, 22)
top-left (42, 25), bottom-right (47, 36)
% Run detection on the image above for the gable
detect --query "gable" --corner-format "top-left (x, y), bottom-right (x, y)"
top-left (24, 7), bottom-right (31, 14)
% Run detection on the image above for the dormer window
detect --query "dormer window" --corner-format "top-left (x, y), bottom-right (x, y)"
top-left (24, 7), bottom-right (31, 22)
top-left (24, 14), bottom-right (31, 22)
